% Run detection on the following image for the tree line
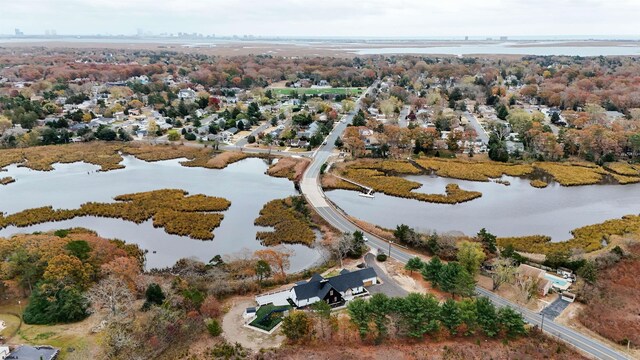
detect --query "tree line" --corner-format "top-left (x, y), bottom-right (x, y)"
top-left (280, 293), bottom-right (527, 344)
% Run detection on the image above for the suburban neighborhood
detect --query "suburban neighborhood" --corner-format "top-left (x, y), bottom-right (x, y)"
top-left (0, 3), bottom-right (639, 359)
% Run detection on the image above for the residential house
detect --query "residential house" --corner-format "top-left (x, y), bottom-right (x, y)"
top-left (255, 268), bottom-right (378, 308)
top-left (214, 118), bottom-right (227, 128)
top-left (236, 119), bottom-right (251, 130)
top-left (364, 135), bottom-right (380, 150)
top-left (269, 128), bottom-right (283, 138)
top-left (215, 132), bottom-right (232, 143)
top-left (605, 111), bottom-right (625, 123)
top-left (297, 121), bottom-right (320, 139)
top-left (178, 88), bottom-right (197, 101)
top-left (516, 264), bottom-right (552, 296)
top-left (6, 345), bottom-right (59, 360)
top-left (0, 346), bottom-right (9, 359)
top-left (1, 125), bottom-right (27, 140)
top-left (506, 140), bottom-right (525, 154)
top-left (195, 109), bottom-right (207, 118)
top-left (37, 117), bottom-right (60, 127)
top-left (206, 133), bottom-right (223, 142)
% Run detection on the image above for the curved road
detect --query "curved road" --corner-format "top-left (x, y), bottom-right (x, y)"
top-left (300, 82), bottom-right (629, 360)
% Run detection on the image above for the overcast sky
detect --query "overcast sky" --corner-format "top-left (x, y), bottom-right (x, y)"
top-left (2, 0), bottom-right (639, 38)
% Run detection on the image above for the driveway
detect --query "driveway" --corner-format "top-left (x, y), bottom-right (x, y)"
top-left (540, 296), bottom-right (571, 320)
top-left (364, 253), bottom-right (408, 298)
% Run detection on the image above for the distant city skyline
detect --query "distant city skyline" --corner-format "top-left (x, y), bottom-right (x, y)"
top-left (2, 0), bottom-right (640, 38)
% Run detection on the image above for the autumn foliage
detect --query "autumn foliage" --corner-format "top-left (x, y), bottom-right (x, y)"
top-left (0, 189), bottom-right (231, 240)
top-left (325, 160), bottom-right (482, 204)
top-left (498, 215), bottom-right (640, 254)
top-left (577, 243), bottom-right (640, 347)
top-left (255, 197), bottom-right (316, 246)
top-left (0, 229), bottom-right (144, 324)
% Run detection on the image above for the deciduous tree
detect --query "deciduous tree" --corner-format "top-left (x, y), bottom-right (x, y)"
top-left (457, 241), bottom-right (486, 277)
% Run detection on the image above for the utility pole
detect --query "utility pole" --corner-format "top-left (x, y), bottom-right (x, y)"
top-left (388, 240), bottom-right (393, 258)
top-left (541, 312), bottom-right (545, 332)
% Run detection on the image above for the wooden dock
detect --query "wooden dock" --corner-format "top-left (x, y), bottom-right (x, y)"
top-left (335, 175), bottom-right (374, 197)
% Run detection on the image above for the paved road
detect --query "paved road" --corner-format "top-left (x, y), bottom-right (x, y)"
top-left (364, 253), bottom-right (408, 298)
top-left (235, 121), bottom-right (272, 148)
top-left (151, 138), bottom-right (312, 158)
top-left (464, 112), bottom-right (489, 144)
top-left (398, 105), bottom-right (410, 128)
top-left (299, 82), bottom-right (630, 360)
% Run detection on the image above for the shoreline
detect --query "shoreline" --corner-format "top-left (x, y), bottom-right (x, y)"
top-left (2, 39), bottom-right (639, 58)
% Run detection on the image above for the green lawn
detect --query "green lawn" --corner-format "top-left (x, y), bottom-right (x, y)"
top-left (271, 87), bottom-right (364, 96)
top-left (0, 303), bottom-right (96, 359)
top-left (248, 304), bottom-right (292, 332)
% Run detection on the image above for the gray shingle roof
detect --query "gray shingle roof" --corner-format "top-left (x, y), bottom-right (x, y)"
top-left (7, 345), bottom-right (59, 360)
top-left (293, 268), bottom-right (376, 301)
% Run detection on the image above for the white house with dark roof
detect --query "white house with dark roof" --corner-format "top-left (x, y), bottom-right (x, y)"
top-left (178, 88), bottom-right (197, 101)
top-left (255, 268), bottom-right (378, 308)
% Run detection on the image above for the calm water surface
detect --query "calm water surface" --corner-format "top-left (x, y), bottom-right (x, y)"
top-left (327, 175), bottom-right (640, 241)
top-left (352, 44), bottom-right (640, 56)
top-left (0, 156), bottom-right (322, 271)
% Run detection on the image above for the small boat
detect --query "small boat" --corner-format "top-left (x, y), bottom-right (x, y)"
top-left (358, 192), bottom-right (375, 199)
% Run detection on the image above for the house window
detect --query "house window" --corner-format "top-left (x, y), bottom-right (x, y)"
top-left (330, 290), bottom-right (334, 296)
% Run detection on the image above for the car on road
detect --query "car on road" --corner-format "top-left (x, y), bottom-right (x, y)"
top-left (363, 236), bottom-right (369, 242)
top-left (322, 140), bottom-right (327, 145)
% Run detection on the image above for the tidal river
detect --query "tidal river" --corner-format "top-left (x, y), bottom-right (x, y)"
top-left (0, 156), bottom-right (323, 271)
top-left (326, 175), bottom-right (640, 241)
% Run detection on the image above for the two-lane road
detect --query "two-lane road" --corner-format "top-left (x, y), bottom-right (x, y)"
top-left (299, 82), bottom-right (630, 360)
top-left (464, 112), bottom-right (489, 144)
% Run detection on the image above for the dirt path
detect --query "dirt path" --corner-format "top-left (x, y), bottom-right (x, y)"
top-left (221, 297), bottom-right (285, 352)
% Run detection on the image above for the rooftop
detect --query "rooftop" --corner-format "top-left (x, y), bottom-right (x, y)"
top-left (293, 267), bottom-right (376, 301)
top-left (7, 345), bottom-right (59, 360)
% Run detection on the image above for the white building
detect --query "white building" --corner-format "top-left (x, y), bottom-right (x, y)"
top-left (178, 88), bottom-right (197, 100)
top-left (255, 268), bottom-right (378, 308)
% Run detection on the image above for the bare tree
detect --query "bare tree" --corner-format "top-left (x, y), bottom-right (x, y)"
top-left (333, 232), bottom-right (353, 268)
top-left (101, 320), bottom-right (140, 360)
top-left (87, 276), bottom-right (135, 319)
top-left (491, 258), bottom-right (516, 291)
top-left (515, 274), bottom-right (540, 305)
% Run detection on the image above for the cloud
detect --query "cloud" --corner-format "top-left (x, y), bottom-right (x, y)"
top-left (1, 0), bottom-right (639, 37)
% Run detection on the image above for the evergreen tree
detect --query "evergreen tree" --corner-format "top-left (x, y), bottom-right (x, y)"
top-left (476, 297), bottom-right (499, 337)
top-left (143, 283), bottom-right (165, 309)
top-left (405, 257), bottom-right (424, 274)
top-left (23, 286), bottom-right (88, 324)
top-left (498, 306), bottom-right (527, 338)
top-left (347, 298), bottom-right (370, 339)
top-left (421, 256), bottom-right (443, 284)
top-left (368, 293), bottom-right (391, 341)
top-left (477, 228), bottom-right (497, 254)
top-left (440, 298), bottom-right (462, 335)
